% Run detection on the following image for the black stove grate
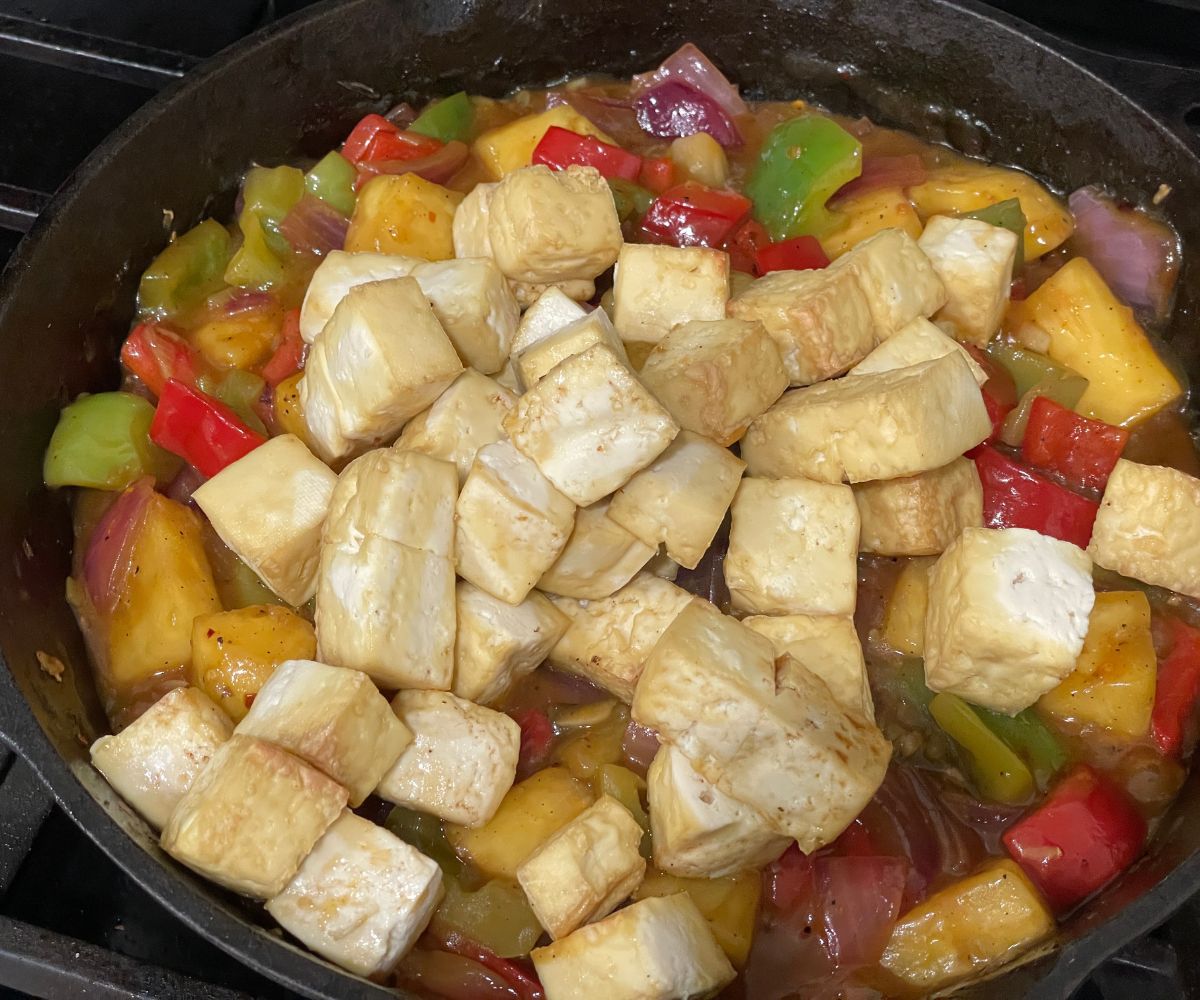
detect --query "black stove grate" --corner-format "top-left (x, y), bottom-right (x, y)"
top-left (0, 2), bottom-right (1198, 997)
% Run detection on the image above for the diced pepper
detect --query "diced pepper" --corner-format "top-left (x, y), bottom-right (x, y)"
top-left (120, 323), bottom-right (199, 397)
top-left (754, 235), bottom-right (830, 275)
top-left (1022, 395), bottom-right (1129, 493)
top-left (930, 692), bottom-right (1035, 805)
top-left (44, 392), bottom-right (181, 490)
top-left (241, 165), bottom-right (305, 257)
top-left (972, 445), bottom-right (1098, 548)
top-left (963, 344), bottom-right (1017, 445)
top-left (304, 151), bottom-right (358, 216)
top-left (197, 370), bottom-right (268, 437)
top-left (410, 91), bottom-right (475, 144)
top-left (472, 105), bottom-right (614, 179)
top-left (880, 558), bottom-right (933, 657)
top-left (1002, 764), bottom-right (1146, 912)
top-left (634, 870), bottom-right (761, 967)
top-left (136, 219), bottom-right (231, 319)
top-left (745, 114), bottom-right (863, 241)
top-left (986, 341), bottom-right (1077, 400)
top-left (972, 705), bottom-right (1066, 791)
top-left (532, 126), bottom-right (641, 181)
top-left (724, 218), bottom-right (770, 275)
top-left (342, 113), bottom-right (444, 165)
top-left (592, 763), bottom-right (649, 831)
top-left (639, 181), bottom-right (751, 249)
top-left (1151, 617), bottom-right (1200, 757)
top-left (965, 198), bottom-right (1027, 269)
top-left (344, 173), bottom-right (461, 259)
top-left (385, 806), bottom-right (464, 877)
top-left (223, 210), bottom-right (285, 289)
top-left (638, 156), bottom-right (677, 194)
top-left (260, 308), bottom-right (306, 387)
top-left (819, 186), bottom-right (923, 260)
top-left (432, 878), bottom-right (542, 959)
top-left (608, 178), bottom-right (655, 223)
top-left (514, 707), bottom-right (555, 774)
top-left (149, 379), bottom-right (266, 477)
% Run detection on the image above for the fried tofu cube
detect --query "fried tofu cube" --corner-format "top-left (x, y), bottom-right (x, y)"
top-left (407, 258), bottom-right (520, 374)
top-left (265, 811), bottom-right (443, 977)
top-left (505, 344), bottom-right (679, 506)
top-left (235, 659), bottom-right (411, 806)
top-left (848, 317), bottom-right (987, 384)
top-left (393, 369), bottom-right (516, 486)
top-left (853, 457), bottom-right (983, 557)
top-left (453, 581), bottom-right (570, 705)
top-left (726, 264), bottom-right (874, 386)
top-left (547, 574), bottom-right (694, 702)
top-left (724, 477), bottom-right (859, 616)
top-left (344, 174), bottom-right (461, 260)
top-left (300, 277), bottom-right (464, 462)
top-left (743, 614), bottom-right (873, 722)
top-left (316, 449), bottom-right (457, 689)
top-left (924, 527), bottom-right (1095, 714)
top-left (511, 285), bottom-right (589, 355)
top-left (828, 227), bottom-right (947, 336)
top-left (298, 250), bottom-right (420, 343)
top-left (193, 434), bottom-right (337, 606)
top-left (511, 277), bottom-right (597, 308)
top-left (531, 894), bottom-right (734, 1000)
top-left (647, 745), bottom-right (790, 879)
top-left (376, 690), bottom-right (520, 828)
top-left (607, 431), bottom-right (745, 570)
top-left (160, 735), bottom-right (347, 898)
top-left (517, 796), bottom-right (646, 940)
top-left (741, 353), bottom-right (991, 483)
top-left (611, 244), bottom-right (729, 345)
top-left (638, 318), bottom-right (788, 447)
top-left (515, 309), bottom-right (629, 390)
top-left (487, 165), bottom-right (622, 285)
top-left (632, 601), bottom-right (891, 851)
top-left (538, 499), bottom-right (656, 601)
top-left (452, 180), bottom-right (496, 258)
top-left (1089, 459), bottom-right (1200, 600)
top-left (455, 441), bottom-right (576, 604)
top-left (473, 105), bottom-right (615, 179)
top-left (90, 687), bottom-right (233, 830)
top-left (918, 216), bottom-right (1018, 346)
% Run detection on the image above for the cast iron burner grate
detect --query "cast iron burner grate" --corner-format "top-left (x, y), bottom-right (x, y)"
top-left (0, 2), bottom-right (1198, 997)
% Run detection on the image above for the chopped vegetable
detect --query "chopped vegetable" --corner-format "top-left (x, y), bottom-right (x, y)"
top-left (972, 705), bottom-right (1066, 791)
top-left (668, 131), bottom-right (728, 189)
top-left (136, 219), bottom-right (231, 318)
top-left (120, 323), bottom-right (200, 398)
top-left (514, 708), bottom-right (555, 775)
top-left (278, 194), bottom-right (349, 256)
top-left (149, 379), bottom-right (266, 477)
top-left (633, 81), bottom-right (741, 148)
top-left (472, 105), bottom-right (614, 179)
top-left (197, 370), bottom-right (268, 437)
top-left (385, 806), bottom-right (463, 877)
top-left (341, 113), bottom-right (444, 165)
top-left (930, 693), bottom-right (1035, 805)
top-left (191, 306), bottom-right (281, 370)
top-left (352, 140), bottom-right (470, 188)
top-left (639, 181), bottom-right (751, 248)
top-left (434, 930), bottom-right (545, 1000)
top-left (593, 763), bottom-right (649, 833)
top-left (965, 197), bottom-right (1027, 268)
top-left (303, 150), bottom-right (357, 216)
top-left (972, 445), bottom-right (1098, 548)
top-left (832, 154), bottom-right (928, 202)
top-left (818, 185), bottom-right (923, 259)
top-left (1022, 395), bottom-right (1129, 492)
top-left (638, 155), bottom-right (676, 194)
top-left (964, 344), bottom-right (1018, 444)
top-left (880, 558), bottom-right (933, 656)
top-left (1151, 617), bottom-right (1200, 757)
top-left (224, 210), bottom-right (285, 289)
top-left (271, 371), bottom-right (308, 444)
top-left (553, 702), bottom-right (629, 780)
top-left (432, 879), bottom-right (543, 959)
top-left (631, 42), bottom-right (748, 121)
top-left (531, 126), bottom-right (642, 181)
top-left (986, 340), bottom-right (1078, 400)
top-left (343, 173), bottom-right (460, 258)
top-left (1002, 764), bottom-right (1146, 912)
top-left (723, 217), bottom-right (769, 274)
top-left (607, 178), bottom-right (655, 223)
top-left (410, 91), bottom-right (475, 144)
top-left (240, 165), bottom-right (305, 257)
top-left (754, 234), bottom-right (830, 275)
top-left (634, 870), bottom-right (760, 966)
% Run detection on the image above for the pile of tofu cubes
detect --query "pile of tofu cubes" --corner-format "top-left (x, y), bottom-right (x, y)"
top-left (88, 160), bottom-right (1147, 998)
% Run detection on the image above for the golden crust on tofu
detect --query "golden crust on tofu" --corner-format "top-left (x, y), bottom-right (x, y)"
top-left (848, 317), bottom-right (987, 384)
top-left (538, 499), bottom-right (656, 601)
top-left (511, 285), bottom-right (589, 356)
top-left (409, 257), bottom-right (521, 374)
top-left (515, 309), bottom-right (630, 391)
top-left (827, 227), bottom-right (947, 336)
top-left (853, 457), bottom-right (983, 557)
top-left (298, 250), bottom-right (420, 344)
top-left (918, 215), bottom-right (1018, 347)
top-left (612, 244), bottom-right (730, 345)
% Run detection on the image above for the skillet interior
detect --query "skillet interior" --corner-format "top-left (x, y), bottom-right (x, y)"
top-left (0, 0), bottom-right (1197, 996)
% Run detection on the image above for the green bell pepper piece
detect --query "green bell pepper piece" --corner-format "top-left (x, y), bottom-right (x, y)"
top-left (965, 197), bottom-right (1027, 269)
top-left (432, 879), bottom-right (543, 958)
top-left (986, 341), bottom-right (1079, 399)
top-left (608, 178), bottom-right (656, 223)
top-left (137, 219), bottom-right (231, 319)
top-left (241, 165), bottom-right (305, 258)
top-left (972, 704), bottom-right (1066, 791)
top-left (44, 392), bottom-right (180, 490)
top-left (385, 806), bottom-right (462, 877)
top-left (999, 373), bottom-right (1089, 446)
top-left (303, 151), bottom-right (357, 217)
top-left (223, 210), bottom-right (285, 289)
top-left (196, 370), bottom-right (267, 436)
top-left (410, 91), bottom-right (474, 144)
top-left (745, 114), bottom-right (862, 241)
top-left (930, 692), bottom-right (1035, 805)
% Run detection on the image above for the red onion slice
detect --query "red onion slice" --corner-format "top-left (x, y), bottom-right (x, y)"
top-left (633, 42), bottom-right (748, 119)
top-left (633, 81), bottom-right (742, 148)
top-left (83, 477), bottom-right (154, 615)
top-left (279, 194), bottom-right (350, 256)
top-left (354, 139), bottom-right (469, 189)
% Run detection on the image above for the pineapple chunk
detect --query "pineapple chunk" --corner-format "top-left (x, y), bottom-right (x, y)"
top-left (344, 174), bottom-right (461, 259)
top-left (473, 106), bottom-right (614, 179)
top-left (880, 558), bottom-right (934, 657)
top-left (192, 308), bottom-right (280, 370)
top-left (819, 186), bottom-right (923, 260)
top-left (633, 870), bottom-right (761, 968)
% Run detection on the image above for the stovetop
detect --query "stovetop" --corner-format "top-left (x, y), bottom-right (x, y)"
top-left (0, 1), bottom-right (1198, 998)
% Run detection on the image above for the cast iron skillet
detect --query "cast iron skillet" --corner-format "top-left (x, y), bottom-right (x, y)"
top-left (0, 0), bottom-right (1198, 996)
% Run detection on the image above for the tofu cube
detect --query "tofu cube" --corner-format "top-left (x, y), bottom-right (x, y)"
top-left (376, 690), bottom-right (520, 828)
top-left (743, 614), bottom-right (873, 721)
top-left (453, 581), bottom-right (570, 705)
top-left (547, 574), bottom-right (695, 702)
top-left (828, 227), bottom-right (947, 336)
top-left (918, 215), bottom-right (1018, 346)
top-left (300, 277), bottom-right (464, 462)
top-left (90, 687), bottom-right (233, 830)
top-left (848, 317), bottom-right (987, 384)
top-left (266, 811), bottom-right (443, 977)
top-left (632, 601), bottom-right (892, 851)
top-left (511, 278), bottom-right (596, 309)
top-left (638, 318), bottom-right (788, 446)
top-left (452, 181), bottom-right (496, 259)
top-left (611, 244), bottom-right (729, 345)
top-left (853, 457), bottom-right (984, 557)
top-left (235, 659), bottom-right (411, 806)
top-left (193, 434), bottom-right (337, 606)
top-left (298, 250), bottom-right (421, 343)
top-left (394, 369), bottom-right (516, 486)
top-left (741, 353), bottom-right (992, 484)
top-left (647, 745), bottom-right (790, 879)
top-left (724, 477), bottom-right (859, 616)
top-left (504, 344), bottom-right (679, 506)
top-left (515, 309), bottom-right (629, 390)
top-left (511, 285), bottom-right (589, 356)
top-left (538, 499), bottom-right (656, 601)
top-left (531, 893), bottom-right (735, 1000)
top-left (408, 257), bottom-right (520, 374)
top-left (1089, 459), bottom-right (1200, 600)
top-left (726, 264), bottom-right (874, 385)
top-left (316, 448), bottom-right (457, 689)
top-left (517, 795), bottom-right (647, 940)
top-left (455, 441), bottom-right (576, 604)
top-left (344, 174), bottom-right (460, 260)
top-left (924, 527), bottom-right (1095, 714)
top-left (487, 165), bottom-right (622, 284)
top-left (608, 431), bottom-right (745, 570)
top-left (160, 735), bottom-right (347, 899)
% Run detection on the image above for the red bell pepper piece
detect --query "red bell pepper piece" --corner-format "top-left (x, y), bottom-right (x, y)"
top-left (640, 182), bottom-right (751, 249)
top-left (638, 156), bottom-right (676, 194)
top-left (755, 235), bottom-right (830, 275)
top-left (1152, 617), bottom-right (1200, 757)
top-left (1021, 395), bottom-right (1129, 493)
top-left (724, 218), bottom-right (769, 274)
top-left (149, 379), bottom-right (266, 477)
top-left (120, 323), bottom-right (199, 398)
top-left (341, 113), bottom-right (443, 165)
top-left (1002, 764), bottom-right (1146, 912)
top-left (973, 445), bottom-right (1099, 548)
top-left (531, 126), bottom-right (641, 181)
top-left (513, 708), bottom-right (555, 774)
top-left (260, 308), bottom-right (307, 387)
top-left (963, 345), bottom-right (1017, 445)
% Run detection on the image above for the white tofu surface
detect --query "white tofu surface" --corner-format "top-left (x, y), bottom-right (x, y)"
top-left (298, 250), bottom-right (420, 343)
top-left (515, 309), bottom-right (629, 390)
top-left (848, 317), bottom-right (987, 384)
top-left (451, 180), bottom-right (496, 259)
top-left (853, 456), bottom-right (983, 557)
top-left (828, 227), bottom-right (947, 336)
top-left (538, 499), bottom-right (656, 601)
top-left (919, 215), bottom-right (1018, 346)
top-left (611, 244), bottom-right (729, 345)
top-left (409, 257), bottom-right (521, 374)
top-left (512, 285), bottom-right (590, 356)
